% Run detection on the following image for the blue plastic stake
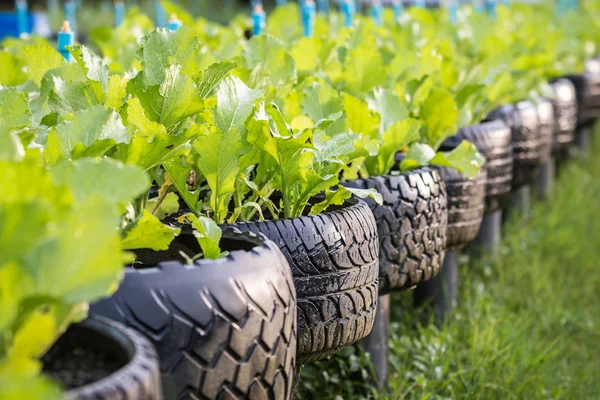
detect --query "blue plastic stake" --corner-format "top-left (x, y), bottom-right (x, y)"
top-left (64, 0), bottom-right (77, 37)
top-left (58, 20), bottom-right (74, 62)
top-left (252, 4), bottom-right (266, 36)
top-left (448, 0), bottom-right (458, 24)
top-left (371, 0), bottom-right (383, 26)
top-left (155, 0), bottom-right (167, 28)
top-left (302, 0), bottom-right (316, 37)
top-left (414, 0), bottom-right (426, 8)
top-left (16, 0), bottom-right (29, 36)
top-left (114, 0), bottom-right (125, 27)
top-left (341, 0), bottom-right (355, 28)
top-left (168, 13), bottom-right (182, 31)
top-left (392, 0), bottom-right (403, 23)
top-left (317, 0), bottom-right (329, 14)
top-left (486, 0), bottom-right (497, 18)
top-left (275, 0), bottom-right (287, 5)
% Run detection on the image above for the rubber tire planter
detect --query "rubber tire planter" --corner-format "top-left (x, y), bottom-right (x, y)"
top-left (550, 78), bottom-right (578, 151)
top-left (438, 166), bottom-right (487, 252)
top-left (565, 58), bottom-right (600, 127)
top-left (230, 198), bottom-right (379, 364)
top-left (344, 168), bottom-right (447, 294)
top-left (91, 230), bottom-right (297, 400)
top-left (486, 101), bottom-right (543, 188)
top-left (43, 316), bottom-right (162, 400)
top-left (442, 121), bottom-right (513, 214)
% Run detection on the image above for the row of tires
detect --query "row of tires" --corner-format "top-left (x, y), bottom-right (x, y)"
top-left (58, 62), bottom-right (600, 400)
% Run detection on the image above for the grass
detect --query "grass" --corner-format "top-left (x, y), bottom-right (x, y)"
top-left (299, 131), bottom-right (600, 399)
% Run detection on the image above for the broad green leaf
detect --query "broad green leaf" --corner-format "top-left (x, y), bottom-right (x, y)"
top-left (122, 210), bottom-right (180, 251)
top-left (367, 88), bottom-right (409, 134)
top-left (212, 76), bottom-right (263, 136)
top-left (70, 45), bottom-right (110, 98)
top-left (147, 192), bottom-right (180, 220)
top-left (135, 64), bottom-right (204, 131)
top-left (136, 26), bottom-right (202, 86)
top-left (265, 3), bottom-right (302, 42)
top-left (0, 157), bottom-right (132, 385)
top-left (20, 196), bottom-right (124, 304)
top-left (0, 262), bottom-right (32, 331)
top-left (365, 118), bottom-right (422, 176)
top-left (0, 88), bottom-right (31, 129)
top-left (0, 374), bottom-right (61, 400)
top-left (115, 98), bottom-right (201, 171)
top-left (181, 214), bottom-right (222, 260)
top-left (289, 37), bottom-right (342, 81)
top-left (106, 75), bottom-right (127, 110)
top-left (45, 105), bottom-right (131, 161)
top-left (430, 140), bottom-right (485, 178)
top-left (313, 131), bottom-right (359, 166)
top-left (0, 51), bottom-right (26, 86)
top-left (50, 158), bottom-right (149, 208)
top-left (292, 171), bottom-right (338, 217)
top-left (0, 128), bottom-right (25, 162)
top-left (419, 87), bottom-right (459, 150)
top-left (197, 60), bottom-right (236, 99)
top-left (47, 76), bottom-right (92, 115)
top-left (345, 187), bottom-right (383, 206)
top-left (310, 186), bottom-right (382, 215)
top-left (301, 81), bottom-right (343, 122)
top-left (241, 34), bottom-right (297, 89)
top-left (193, 124), bottom-right (241, 224)
top-left (342, 93), bottom-right (380, 138)
top-left (400, 143), bottom-right (436, 171)
top-left (3, 310), bottom-right (55, 374)
top-left (21, 45), bottom-right (65, 86)
top-left (342, 45), bottom-right (387, 96)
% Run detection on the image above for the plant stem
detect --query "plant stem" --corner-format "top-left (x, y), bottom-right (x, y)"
top-left (134, 191), bottom-right (149, 219)
top-left (234, 175), bottom-right (243, 210)
top-left (151, 184), bottom-right (173, 215)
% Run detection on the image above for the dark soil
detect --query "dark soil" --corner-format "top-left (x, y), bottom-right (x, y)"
top-left (42, 327), bottom-right (127, 390)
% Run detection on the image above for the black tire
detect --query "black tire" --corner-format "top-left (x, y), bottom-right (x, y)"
top-left (44, 316), bottom-right (162, 400)
top-left (442, 120), bottom-right (513, 214)
top-left (487, 101), bottom-right (540, 188)
top-left (536, 97), bottom-right (555, 163)
top-left (90, 230), bottom-right (297, 400)
top-left (565, 58), bottom-right (600, 127)
top-left (550, 78), bottom-right (578, 151)
top-left (438, 166), bottom-right (487, 252)
top-left (344, 168), bottom-right (447, 294)
top-left (229, 199), bottom-right (379, 364)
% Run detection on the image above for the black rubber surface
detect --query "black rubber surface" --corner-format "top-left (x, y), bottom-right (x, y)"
top-left (230, 198), bottom-right (379, 364)
top-left (91, 230), bottom-right (297, 400)
top-left (344, 168), bottom-right (447, 294)
top-left (550, 78), bottom-right (578, 151)
top-left (61, 317), bottom-right (162, 400)
top-left (487, 101), bottom-right (541, 188)
top-left (565, 58), bottom-right (600, 127)
top-left (442, 120), bottom-right (513, 214)
top-left (438, 166), bottom-right (487, 252)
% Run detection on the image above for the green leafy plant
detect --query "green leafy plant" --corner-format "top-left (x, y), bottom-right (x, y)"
top-left (0, 146), bottom-right (148, 396)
